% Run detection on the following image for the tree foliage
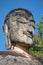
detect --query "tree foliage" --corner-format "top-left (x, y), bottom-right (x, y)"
top-left (29, 15), bottom-right (43, 61)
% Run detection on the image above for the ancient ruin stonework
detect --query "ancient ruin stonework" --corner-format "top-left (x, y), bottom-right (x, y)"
top-left (1, 8), bottom-right (43, 65)
top-left (0, 51), bottom-right (42, 65)
top-left (3, 8), bottom-right (35, 49)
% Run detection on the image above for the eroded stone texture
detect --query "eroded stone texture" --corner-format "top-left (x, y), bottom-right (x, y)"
top-left (0, 54), bottom-right (42, 65)
top-left (3, 8), bottom-right (35, 49)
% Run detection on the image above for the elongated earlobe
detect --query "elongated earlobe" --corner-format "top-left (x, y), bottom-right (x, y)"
top-left (3, 23), bottom-right (11, 49)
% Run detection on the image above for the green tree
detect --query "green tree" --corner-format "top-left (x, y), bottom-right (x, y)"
top-left (33, 22), bottom-right (43, 51)
top-left (29, 15), bottom-right (43, 61)
top-left (33, 15), bottom-right (43, 51)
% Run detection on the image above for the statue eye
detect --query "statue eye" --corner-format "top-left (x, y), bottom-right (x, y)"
top-left (30, 20), bottom-right (35, 23)
top-left (17, 20), bottom-right (28, 24)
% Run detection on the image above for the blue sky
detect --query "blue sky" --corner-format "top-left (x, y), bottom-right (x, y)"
top-left (0, 0), bottom-right (43, 51)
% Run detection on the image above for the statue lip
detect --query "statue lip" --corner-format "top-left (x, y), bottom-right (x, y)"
top-left (23, 31), bottom-right (33, 38)
top-left (27, 35), bottom-right (33, 38)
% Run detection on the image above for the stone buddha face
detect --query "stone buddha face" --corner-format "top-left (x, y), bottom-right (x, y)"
top-left (3, 8), bottom-right (35, 49)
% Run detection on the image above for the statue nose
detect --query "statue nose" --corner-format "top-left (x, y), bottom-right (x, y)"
top-left (28, 26), bottom-right (34, 36)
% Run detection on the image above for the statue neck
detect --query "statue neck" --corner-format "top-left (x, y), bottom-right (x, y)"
top-left (11, 44), bottom-right (31, 59)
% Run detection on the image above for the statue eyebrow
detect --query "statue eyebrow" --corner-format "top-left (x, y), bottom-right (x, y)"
top-left (30, 20), bottom-right (35, 23)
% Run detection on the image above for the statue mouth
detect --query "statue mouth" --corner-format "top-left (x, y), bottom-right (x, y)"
top-left (23, 31), bottom-right (33, 38)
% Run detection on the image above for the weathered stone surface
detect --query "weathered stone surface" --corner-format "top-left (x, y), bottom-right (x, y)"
top-left (2, 8), bottom-right (43, 65)
top-left (0, 51), bottom-right (42, 65)
top-left (3, 8), bottom-right (35, 49)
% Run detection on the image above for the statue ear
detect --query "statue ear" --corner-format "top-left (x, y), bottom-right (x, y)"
top-left (3, 23), bottom-right (8, 34)
top-left (3, 23), bottom-right (11, 49)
